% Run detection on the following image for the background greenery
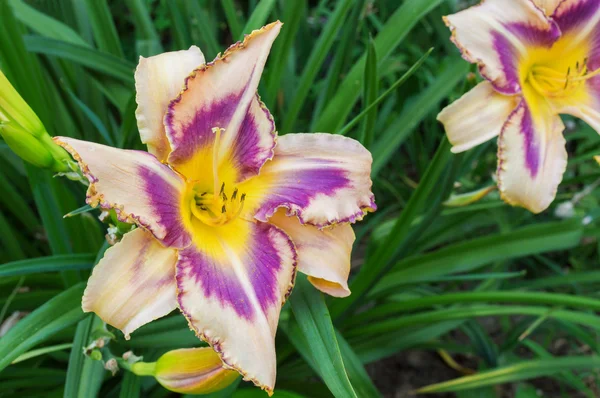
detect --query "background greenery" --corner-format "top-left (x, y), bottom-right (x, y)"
top-left (1, 0), bottom-right (600, 397)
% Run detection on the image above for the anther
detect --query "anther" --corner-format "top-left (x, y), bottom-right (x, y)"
top-left (232, 188), bottom-right (238, 200)
top-left (221, 204), bottom-right (227, 214)
top-left (219, 182), bottom-right (225, 195)
top-left (241, 193), bottom-right (246, 202)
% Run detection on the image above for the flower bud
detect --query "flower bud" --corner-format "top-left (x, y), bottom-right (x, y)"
top-left (0, 71), bottom-right (45, 138)
top-left (0, 122), bottom-right (55, 169)
top-left (443, 185), bottom-right (497, 207)
top-left (0, 70), bottom-right (70, 172)
top-left (131, 347), bottom-right (238, 395)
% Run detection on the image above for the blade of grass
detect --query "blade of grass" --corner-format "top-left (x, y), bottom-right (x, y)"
top-left (371, 218), bottom-right (583, 297)
top-left (360, 37), bottom-right (378, 149)
top-left (8, 0), bottom-right (88, 46)
top-left (221, 0), bottom-right (244, 40)
top-left (346, 291), bottom-right (600, 328)
top-left (336, 331), bottom-right (382, 398)
top-left (83, 0), bottom-right (123, 57)
top-left (371, 56), bottom-right (469, 176)
top-left (0, 254), bottom-right (95, 277)
top-left (23, 35), bottom-right (135, 84)
top-left (349, 306), bottom-right (600, 338)
top-left (125, 0), bottom-right (163, 56)
top-left (0, 283), bottom-right (86, 372)
top-left (288, 274), bottom-right (357, 398)
top-left (336, 48), bottom-right (432, 137)
top-left (281, 0), bottom-right (354, 133)
top-left (264, 0), bottom-right (306, 107)
top-left (330, 138), bottom-right (453, 319)
top-left (11, 343), bottom-right (73, 364)
top-left (417, 356), bottom-right (600, 394)
top-left (240, 0), bottom-right (276, 40)
top-left (314, 0), bottom-right (445, 132)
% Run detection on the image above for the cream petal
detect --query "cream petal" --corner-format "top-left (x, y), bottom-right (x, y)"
top-left (176, 219), bottom-right (296, 394)
top-left (497, 100), bottom-right (567, 213)
top-left (54, 137), bottom-right (191, 249)
top-left (135, 46), bottom-right (205, 162)
top-left (165, 23), bottom-right (280, 183)
top-left (438, 81), bottom-right (520, 153)
top-left (241, 133), bottom-right (376, 228)
top-left (268, 210), bottom-right (354, 297)
top-left (82, 228), bottom-right (178, 338)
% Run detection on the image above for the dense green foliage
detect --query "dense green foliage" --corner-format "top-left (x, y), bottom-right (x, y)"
top-left (1, 0), bottom-right (600, 397)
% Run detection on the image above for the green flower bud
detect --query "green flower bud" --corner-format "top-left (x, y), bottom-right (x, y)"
top-left (0, 69), bottom-right (70, 172)
top-left (0, 122), bottom-right (54, 169)
top-left (131, 347), bottom-right (238, 395)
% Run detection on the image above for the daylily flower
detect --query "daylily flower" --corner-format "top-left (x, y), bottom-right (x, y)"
top-left (54, 22), bottom-right (375, 393)
top-left (437, 0), bottom-right (600, 213)
top-left (130, 347), bottom-right (239, 394)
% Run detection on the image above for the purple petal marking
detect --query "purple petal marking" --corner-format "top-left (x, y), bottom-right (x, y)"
top-left (139, 166), bottom-right (191, 248)
top-left (500, 102), bottom-right (540, 178)
top-left (489, 22), bottom-right (560, 95)
top-left (490, 32), bottom-right (523, 94)
top-left (552, 0), bottom-right (600, 32)
top-left (166, 91), bottom-right (242, 166)
top-left (520, 104), bottom-right (540, 178)
top-left (176, 222), bottom-right (291, 320)
top-left (232, 99), bottom-right (276, 180)
top-left (254, 158), bottom-right (351, 223)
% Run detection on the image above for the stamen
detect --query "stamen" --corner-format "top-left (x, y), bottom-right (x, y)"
top-left (528, 59), bottom-right (600, 98)
top-left (232, 188), bottom-right (238, 201)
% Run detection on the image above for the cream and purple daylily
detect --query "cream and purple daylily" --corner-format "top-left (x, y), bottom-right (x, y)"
top-left (438, 0), bottom-right (600, 213)
top-left (54, 22), bottom-right (375, 393)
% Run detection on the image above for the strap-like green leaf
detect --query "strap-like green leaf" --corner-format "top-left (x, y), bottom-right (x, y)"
top-left (0, 283), bottom-right (86, 372)
top-left (288, 275), bottom-right (357, 398)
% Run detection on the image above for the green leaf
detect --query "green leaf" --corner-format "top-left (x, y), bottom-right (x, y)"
top-left (23, 35), bottom-right (135, 84)
top-left (281, 0), bottom-right (354, 133)
top-left (0, 283), bottom-right (86, 372)
top-left (83, 0), bottom-right (124, 57)
top-left (125, 0), bottom-right (163, 56)
top-left (0, 253), bottom-right (95, 277)
top-left (64, 315), bottom-right (93, 396)
top-left (288, 274), bottom-right (357, 398)
top-left (119, 372), bottom-right (141, 398)
top-left (314, 0), bottom-right (445, 132)
top-left (336, 48), bottom-right (432, 137)
top-left (264, 0), bottom-right (306, 107)
top-left (331, 138), bottom-right (453, 319)
top-left (8, 0), bottom-right (88, 46)
top-left (349, 306), bottom-right (600, 338)
top-left (370, 57), bottom-right (469, 176)
top-left (77, 315), bottom-right (106, 397)
top-left (64, 86), bottom-right (115, 145)
top-left (11, 343), bottom-right (73, 364)
top-left (360, 37), bottom-right (378, 149)
top-left (417, 356), bottom-right (600, 393)
top-left (222, 0), bottom-right (244, 40)
top-left (241, 0), bottom-right (277, 40)
top-left (371, 219), bottom-right (583, 296)
top-left (347, 291), bottom-right (600, 328)
top-left (336, 332), bottom-right (382, 398)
